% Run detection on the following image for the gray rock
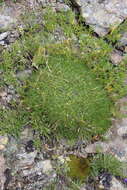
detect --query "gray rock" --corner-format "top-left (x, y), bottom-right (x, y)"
top-left (84, 137), bottom-right (127, 161)
top-left (118, 32), bottom-right (127, 47)
top-left (74, 0), bottom-right (127, 36)
top-left (22, 160), bottom-right (52, 177)
top-left (84, 94), bottom-right (127, 163)
top-left (119, 98), bottom-right (127, 116)
top-left (5, 136), bottom-right (18, 157)
top-left (110, 50), bottom-right (123, 65)
top-left (0, 3), bottom-right (26, 32)
top-left (115, 118), bottom-right (127, 129)
top-left (41, 160), bottom-right (52, 174)
top-left (55, 3), bottom-right (70, 12)
top-left (16, 150), bottom-right (37, 168)
top-left (110, 177), bottom-right (126, 190)
top-left (0, 15), bottom-right (16, 31)
top-left (0, 5), bottom-right (17, 31)
top-left (3, 134), bottom-right (55, 190)
top-left (38, 0), bottom-right (55, 6)
top-left (0, 85), bottom-right (19, 108)
top-left (80, 187), bottom-right (87, 190)
top-left (22, 161), bottom-right (43, 177)
top-left (0, 31), bottom-right (9, 41)
top-left (0, 155), bottom-right (6, 190)
top-left (16, 69), bottom-right (32, 80)
top-left (38, 0), bottom-right (70, 11)
top-left (117, 126), bottom-right (127, 137)
top-left (23, 172), bottom-right (56, 190)
top-left (85, 142), bottom-right (109, 153)
top-left (98, 184), bottom-right (105, 189)
top-left (0, 41), bottom-right (5, 46)
top-left (20, 125), bottom-right (34, 143)
top-left (6, 30), bottom-right (19, 44)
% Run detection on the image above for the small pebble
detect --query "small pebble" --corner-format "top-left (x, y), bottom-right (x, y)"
top-left (98, 184), bottom-right (105, 189)
top-left (0, 136), bottom-right (8, 145)
top-left (0, 144), bottom-right (5, 150)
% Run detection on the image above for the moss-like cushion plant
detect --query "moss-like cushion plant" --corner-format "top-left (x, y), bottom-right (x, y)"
top-left (21, 46), bottom-right (112, 140)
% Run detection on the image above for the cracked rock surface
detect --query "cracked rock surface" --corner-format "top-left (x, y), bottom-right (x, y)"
top-left (74, 0), bottom-right (127, 36)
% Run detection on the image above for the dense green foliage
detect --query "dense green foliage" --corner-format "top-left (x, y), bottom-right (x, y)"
top-left (21, 49), bottom-right (112, 139)
top-left (0, 9), bottom-right (126, 141)
top-left (107, 20), bottom-right (127, 44)
top-left (90, 153), bottom-right (124, 177)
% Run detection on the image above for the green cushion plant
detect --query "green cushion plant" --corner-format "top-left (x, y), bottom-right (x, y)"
top-left (20, 44), bottom-right (112, 140)
top-left (0, 9), bottom-right (126, 142)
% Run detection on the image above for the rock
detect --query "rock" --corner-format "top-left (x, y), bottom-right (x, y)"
top-left (0, 2), bottom-right (29, 33)
top-left (6, 30), bottom-right (19, 44)
top-left (23, 172), bottom-right (56, 190)
top-left (110, 177), bottom-right (126, 190)
top-left (80, 185), bottom-right (87, 190)
top-left (108, 140), bottom-right (127, 162)
top-left (22, 160), bottom-right (43, 177)
top-left (0, 155), bottom-right (6, 190)
top-left (38, 0), bottom-right (55, 6)
top-left (118, 97), bottom-right (127, 113)
top-left (3, 134), bottom-right (55, 189)
top-left (16, 150), bottom-right (37, 168)
top-left (0, 41), bottom-right (5, 46)
top-left (0, 32), bottom-right (9, 41)
top-left (42, 160), bottom-right (52, 173)
top-left (115, 118), bottom-right (127, 129)
top-left (124, 46), bottom-right (127, 53)
top-left (0, 135), bottom-right (8, 145)
top-left (118, 32), bottom-right (127, 47)
top-left (74, 0), bottom-right (127, 36)
top-left (0, 145), bottom-right (5, 151)
top-left (0, 15), bottom-right (16, 31)
top-left (85, 142), bottom-right (109, 153)
top-left (0, 86), bottom-right (19, 108)
top-left (98, 184), bottom-right (105, 189)
top-left (0, 91), bottom-right (7, 98)
top-left (0, 6), bottom-right (17, 31)
top-left (38, 0), bottom-right (70, 12)
top-left (88, 96), bottom-right (127, 162)
top-left (22, 160), bottom-right (52, 177)
top-left (4, 136), bottom-right (18, 158)
top-left (110, 50), bottom-right (123, 65)
top-left (117, 126), bottom-right (127, 137)
top-left (55, 3), bottom-right (70, 12)
top-left (84, 137), bottom-right (127, 161)
top-left (20, 125), bottom-right (34, 143)
top-left (16, 69), bottom-right (32, 80)
top-left (0, 135), bottom-right (8, 150)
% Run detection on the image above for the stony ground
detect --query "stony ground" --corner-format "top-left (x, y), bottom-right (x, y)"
top-left (0, 0), bottom-right (127, 190)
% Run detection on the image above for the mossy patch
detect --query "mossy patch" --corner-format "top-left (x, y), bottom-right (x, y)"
top-left (0, 51), bottom-right (112, 139)
top-left (20, 48), bottom-right (112, 140)
top-left (67, 155), bottom-right (90, 181)
top-left (67, 153), bottom-right (125, 181)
